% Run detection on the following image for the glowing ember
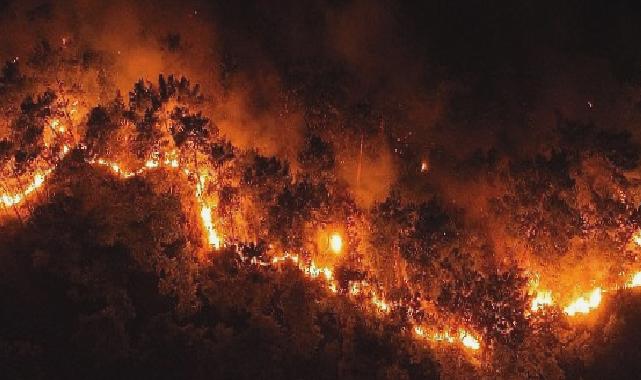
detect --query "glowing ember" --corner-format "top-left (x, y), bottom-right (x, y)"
top-left (1, 121), bottom-right (70, 211)
top-left (329, 232), bottom-right (343, 254)
top-left (564, 287), bottom-right (602, 316)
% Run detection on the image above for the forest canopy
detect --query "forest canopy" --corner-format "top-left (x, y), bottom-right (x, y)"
top-left (3, 1), bottom-right (641, 379)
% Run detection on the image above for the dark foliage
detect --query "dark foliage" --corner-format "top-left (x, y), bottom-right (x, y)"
top-left (0, 163), bottom-right (439, 380)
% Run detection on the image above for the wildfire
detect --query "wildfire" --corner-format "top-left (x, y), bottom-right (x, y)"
top-left (563, 287), bottom-right (602, 316)
top-left (2, 152), bottom-right (484, 355)
top-left (529, 270), bottom-right (641, 318)
top-left (0, 90), bottom-right (493, 361)
top-left (1, 118), bottom-right (487, 356)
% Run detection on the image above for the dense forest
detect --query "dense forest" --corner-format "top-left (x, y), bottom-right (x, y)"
top-left (3, 1), bottom-right (641, 379)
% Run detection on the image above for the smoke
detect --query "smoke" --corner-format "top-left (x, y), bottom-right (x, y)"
top-left (212, 68), bottom-right (304, 161)
top-left (2, 0), bottom-right (641, 212)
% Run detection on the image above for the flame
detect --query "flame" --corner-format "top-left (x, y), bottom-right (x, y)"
top-left (50, 118), bottom-right (65, 133)
top-left (165, 158), bottom-right (180, 168)
top-left (200, 205), bottom-right (221, 249)
top-left (349, 282), bottom-right (363, 296)
top-left (371, 293), bottom-right (390, 313)
top-left (1, 122), bottom-right (71, 211)
top-left (633, 230), bottom-right (641, 247)
top-left (145, 159), bottom-right (160, 168)
top-left (196, 175), bottom-right (206, 197)
top-left (420, 160), bottom-right (429, 173)
top-left (414, 326), bottom-right (426, 337)
top-left (195, 174), bottom-right (222, 249)
top-left (459, 329), bottom-right (481, 350)
top-left (432, 329), bottom-right (455, 343)
top-left (531, 290), bottom-right (554, 311)
top-left (563, 287), bottom-right (602, 316)
top-left (414, 326), bottom-right (480, 351)
top-left (88, 154), bottom-right (224, 250)
top-left (1, 171), bottom-right (51, 208)
top-left (329, 232), bottom-right (343, 254)
top-left (627, 271), bottom-right (641, 288)
top-left (307, 261), bottom-right (334, 281)
top-left (21, 119), bottom-right (641, 356)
